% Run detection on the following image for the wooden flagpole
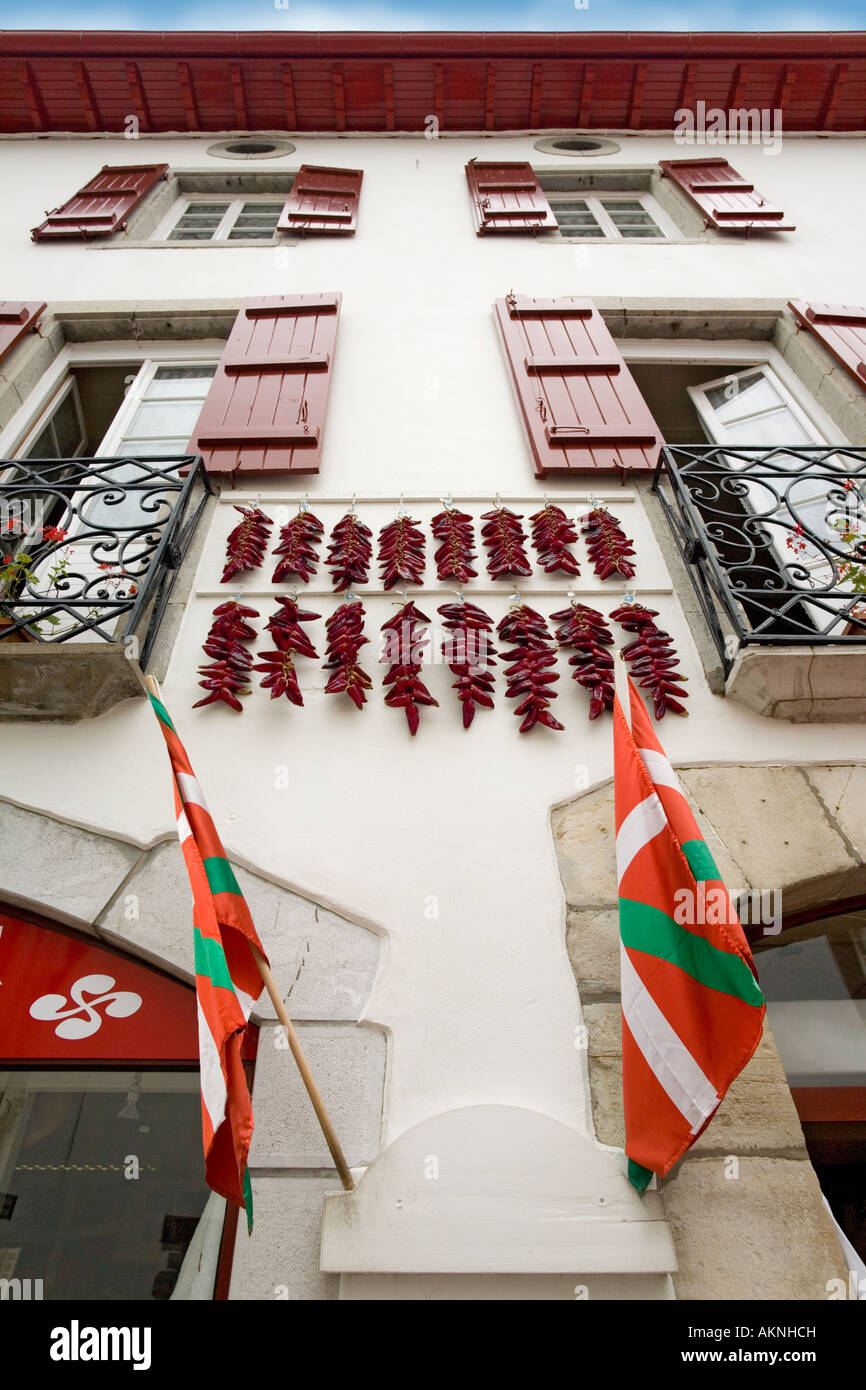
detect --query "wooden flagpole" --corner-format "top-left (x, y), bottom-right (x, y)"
top-left (144, 674), bottom-right (355, 1192)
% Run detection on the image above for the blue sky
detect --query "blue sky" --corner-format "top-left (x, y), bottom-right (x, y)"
top-left (0, 0), bottom-right (864, 30)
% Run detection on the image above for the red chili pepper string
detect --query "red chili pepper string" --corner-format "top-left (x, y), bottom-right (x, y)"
top-left (194, 599), bottom-right (260, 712)
top-left (497, 603), bottom-right (564, 733)
top-left (550, 602), bottom-right (615, 720)
top-left (327, 512), bottom-right (373, 592)
top-left (253, 596), bottom-right (320, 704)
top-left (272, 508), bottom-right (324, 584)
top-left (438, 600), bottom-right (497, 728)
top-left (480, 506), bottom-right (533, 579)
top-left (380, 601), bottom-right (438, 735)
top-left (323, 600), bottom-right (373, 710)
top-left (609, 602), bottom-right (689, 719)
top-left (378, 514), bottom-right (426, 589)
top-left (581, 507), bottom-right (636, 580)
top-left (221, 505), bottom-right (273, 584)
top-left (431, 509), bottom-right (478, 584)
top-left (530, 503), bottom-right (580, 577)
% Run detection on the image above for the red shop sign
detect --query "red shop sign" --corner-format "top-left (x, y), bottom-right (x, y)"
top-left (0, 910), bottom-right (198, 1062)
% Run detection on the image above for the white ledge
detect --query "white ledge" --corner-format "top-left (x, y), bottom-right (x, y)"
top-left (320, 1104), bottom-right (677, 1276)
top-left (725, 644), bottom-right (866, 722)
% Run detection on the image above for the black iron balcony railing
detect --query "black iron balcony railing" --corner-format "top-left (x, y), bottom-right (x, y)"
top-left (0, 454), bottom-right (212, 664)
top-left (653, 444), bottom-right (866, 676)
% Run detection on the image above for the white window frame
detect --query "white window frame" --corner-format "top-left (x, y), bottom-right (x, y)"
top-left (545, 190), bottom-right (679, 242)
top-left (0, 341), bottom-right (225, 466)
top-left (620, 340), bottom-right (851, 447)
top-left (687, 363), bottom-right (829, 449)
top-left (152, 193), bottom-right (286, 244)
top-left (16, 376), bottom-right (87, 460)
top-left (97, 359), bottom-right (218, 456)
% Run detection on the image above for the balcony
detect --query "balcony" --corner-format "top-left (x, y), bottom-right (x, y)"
top-left (0, 453), bottom-right (211, 720)
top-left (654, 444), bottom-right (866, 721)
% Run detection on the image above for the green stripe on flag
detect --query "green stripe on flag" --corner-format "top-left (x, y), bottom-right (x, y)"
top-left (620, 899), bottom-right (764, 1007)
top-left (243, 1164), bottom-right (254, 1234)
top-left (681, 838), bottom-right (720, 883)
top-left (203, 855), bottom-right (243, 899)
top-left (148, 693), bottom-right (176, 733)
top-left (194, 926), bottom-right (235, 993)
top-left (628, 1158), bottom-right (654, 1195)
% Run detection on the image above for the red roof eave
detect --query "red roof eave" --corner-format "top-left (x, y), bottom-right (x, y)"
top-left (2, 29), bottom-right (865, 134)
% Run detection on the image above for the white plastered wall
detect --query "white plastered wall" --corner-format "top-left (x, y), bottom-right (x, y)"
top-left (1, 128), bottom-right (864, 1292)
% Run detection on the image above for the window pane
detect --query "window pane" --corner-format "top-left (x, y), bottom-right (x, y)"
top-left (601, 199), bottom-right (646, 212)
top-left (240, 202), bottom-right (285, 217)
top-left (0, 1070), bottom-right (211, 1300)
top-left (123, 401), bottom-right (203, 438)
top-left (618, 226), bottom-right (665, 238)
top-left (23, 422), bottom-right (55, 459)
top-left (149, 367), bottom-right (217, 397)
top-left (168, 228), bottom-right (215, 242)
top-left (52, 393), bottom-right (83, 455)
top-left (706, 370), bottom-right (783, 420)
top-left (723, 407), bottom-right (813, 448)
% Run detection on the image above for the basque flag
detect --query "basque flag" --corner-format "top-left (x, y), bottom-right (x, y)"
top-left (613, 671), bottom-right (765, 1192)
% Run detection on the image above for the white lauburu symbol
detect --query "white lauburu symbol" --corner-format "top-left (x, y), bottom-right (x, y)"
top-left (29, 974), bottom-right (143, 1040)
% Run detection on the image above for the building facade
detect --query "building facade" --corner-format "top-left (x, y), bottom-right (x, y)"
top-left (0, 29), bottom-right (864, 1301)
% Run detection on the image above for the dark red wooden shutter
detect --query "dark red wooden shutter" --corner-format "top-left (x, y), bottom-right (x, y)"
top-left (190, 294), bottom-right (341, 478)
top-left (659, 158), bottom-right (794, 232)
top-left (465, 162), bottom-right (557, 235)
top-left (493, 295), bottom-right (662, 477)
top-left (0, 301), bottom-right (45, 364)
top-left (31, 164), bottom-right (168, 241)
top-left (277, 166), bottom-right (363, 235)
top-left (789, 299), bottom-right (866, 386)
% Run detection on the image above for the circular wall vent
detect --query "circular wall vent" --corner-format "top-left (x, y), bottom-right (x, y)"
top-left (206, 138), bottom-right (296, 160)
top-left (533, 135), bottom-right (621, 158)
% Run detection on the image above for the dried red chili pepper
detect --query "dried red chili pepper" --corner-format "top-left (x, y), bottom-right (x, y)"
top-left (581, 507), bottom-right (636, 580)
top-left (221, 505), bottom-right (273, 584)
top-left (431, 508), bottom-right (478, 584)
top-left (326, 512), bottom-right (373, 592)
top-left (194, 600), bottom-right (259, 711)
top-left (253, 597), bottom-right (320, 704)
top-left (610, 602), bottom-right (689, 719)
top-left (550, 601), bottom-right (615, 720)
top-left (272, 507), bottom-right (324, 585)
top-left (378, 513), bottom-right (426, 589)
top-left (323, 600), bottom-right (372, 710)
top-left (481, 505), bottom-right (533, 579)
top-left (530, 503), bottom-right (580, 577)
top-left (438, 600), bottom-right (497, 728)
top-left (380, 601), bottom-right (438, 735)
top-left (497, 604), bottom-right (564, 733)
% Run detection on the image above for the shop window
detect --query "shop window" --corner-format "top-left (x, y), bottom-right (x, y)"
top-left (0, 907), bottom-right (246, 1300)
top-left (753, 906), bottom-right (866, 1264)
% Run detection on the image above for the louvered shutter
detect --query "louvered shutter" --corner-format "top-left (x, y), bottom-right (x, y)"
top-left (658, 158), bottom-right (794, 232)
top-left (31, 164), bottom-right (168, 241)
top-left (0, 301), bottom-right (45, 364)
top-left (189, 294), bottom-right (341, 478)
top-left (493, 295), bottom-right (662, 477)
top-left (277, 166), bottom-right (363, 235)
top-left (789, 300), bottom-right (866, 386)
top-left (465, 162), bottom-right (557, 235)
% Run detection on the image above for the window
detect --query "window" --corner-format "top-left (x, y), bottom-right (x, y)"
top-left (689, 364), bottom-right (852, 597)
top-left (19, 379), bottom-right (86, 460)
top-left (753, 907), bottom-right (866, 1265)
top-left (154, 196), bottom-right (285, 243)
top-left (547, 192), bottom-right (674, 240)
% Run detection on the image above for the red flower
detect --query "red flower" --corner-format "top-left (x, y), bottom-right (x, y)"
top-left (41, 525), bottom-right (67, 542)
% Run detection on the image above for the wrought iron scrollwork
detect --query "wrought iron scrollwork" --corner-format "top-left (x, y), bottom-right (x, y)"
top-left (653, 444), bottom-right (866, 675)
top-left (0, 453), bottom-right (212, 663)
